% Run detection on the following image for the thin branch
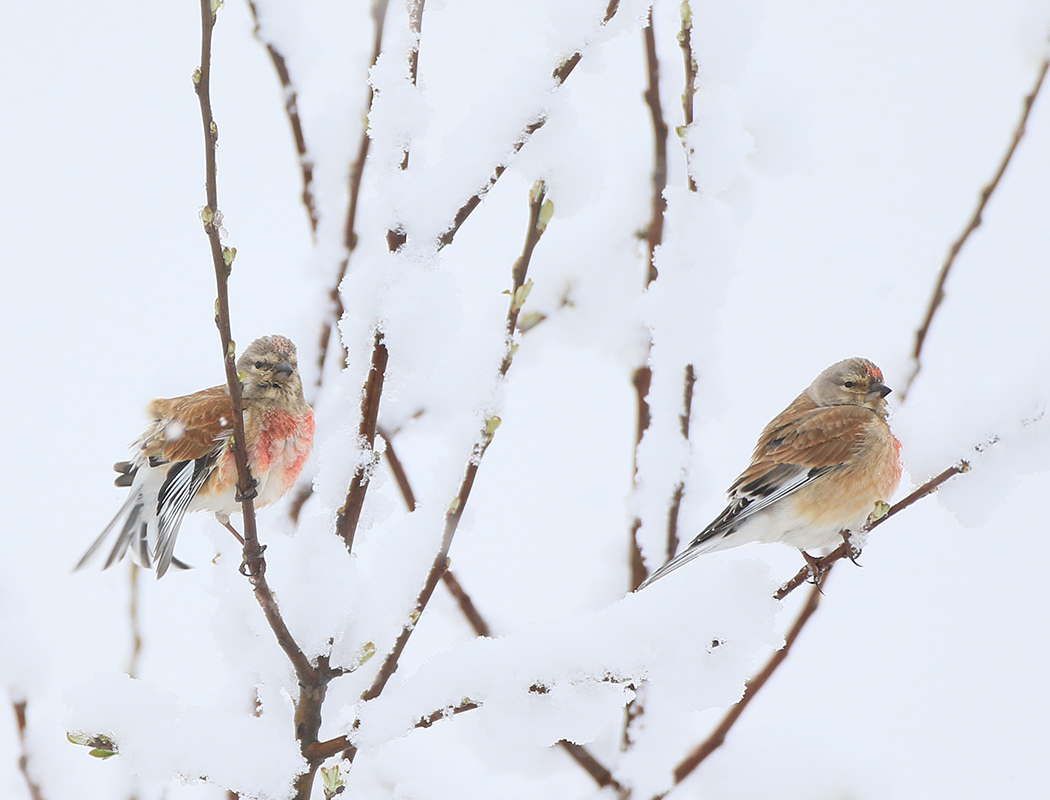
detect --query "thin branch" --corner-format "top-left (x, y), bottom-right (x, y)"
top-left (433, 0), bottom-right (621, 251)
top-left (312, 0), bottom-right (392, 403)
top-left (378, 426), bottom-right (417, 510)
top-left (341, 186), bottom-right (553, 776)
top-left (642, 8), bottom-right (668, 285)
top-left (439, 567), bottom-right (492, 638)
top-left (334, 330), bottom-right (389, 553)
top-left (628, 365), bottom-right (653, 592)
top-left (399, 0), bottom-right (426, 170)
top-left (559, 741), bottom-right (626, 793)
top-left (901, 49), bottom-right (1050, 399)
top-left (356, 185), bottom-right (551, 708)
top-left (677, 0), bottom-right (698, 192)
top-left (665, 364), bottom-right (696, 561)
top-left (13, 701), bottom-right (46, 800)
top-left (245, 0), bottom-right (318, 237)
top-left (379, 411), bottom-right (620, 792)
top-left (127, 563), bottom-right (143, 677)
top-left (775, 461), bottom-right (968, 601)
top-left (194, 7), bottom-right (325, 799)
top-left (659, 584), bottom-right (823, 796)
top-left (194, 0), bottom-right (313, 684)
top-left (653, 460), bottom-right (968, 797)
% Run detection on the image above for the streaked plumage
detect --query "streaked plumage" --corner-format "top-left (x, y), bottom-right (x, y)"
top-left (639, 358), bottom-right (901, 589)
top-left (79, 335), bottom-right (314, 578)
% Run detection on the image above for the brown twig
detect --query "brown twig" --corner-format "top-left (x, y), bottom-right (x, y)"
top-left (642, 8), bottom-right (668, 285)
top-left (310, 0), bottom-right (392, 407)
top-left (660, 584), bottom-right (824, 796)
top-left (245, 0), bottom-right (318, 237)
top-left (399, 0), bottom-right (426, 170)
top-left (334, 330), bottom-right (389, 554)
top-left (677, 0), bottom-right (698, 192)
top-left (378, 405), bottom-right (619, 792)
top-left (439, 567), bottom-right (492, 638)
top-left (13, 701), bottom-right (45, 800)
top-left (655, 460), bottom-right (968, 796)
top-left (901, 50), bottom-right (1050, 399)
top-left (666, 364), bottom-right (696, 561)
top-left (624, 13), bottom-right (669, 723)
top-left (627, 365), bottom-right (653, 592)
top-left (434, 0), bottom-right (620, 251)
top-left (357, 186), bottom-right (551, 704)
top-left (127, 563), bottom-right (143, 677)
top-left (194, 6), bottom-right (327, 798)
top-left (342, 186), bottom-right (553, 774)
top-left (378, 426), bottom-right (417, 510)
top-left (775, 461), bottom-right (968, 600)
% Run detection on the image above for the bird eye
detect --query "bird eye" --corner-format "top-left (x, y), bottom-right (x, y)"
top-left (844, 380), bottom-right (855, 389)
top-left (255, 361), bottom-right (264, 369)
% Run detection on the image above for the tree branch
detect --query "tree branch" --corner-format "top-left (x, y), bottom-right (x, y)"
top-left (245, 0), bottom-right (318, 238)
top-left (433, 1), bottom-right (621, 251)
top-left (654, 459), bottom-right (968, 796)
top-left (194, 6), bottom-right (325, 798)
top-left (13, 701), bottom-right (46, 800)
top-left (677, 0), bottom-right (698, 192)
top-left (377, 402), bottom-right (620, 792)
top-left (775, 461), bottom-right (968, 601)
top-left (901, 47), bottom-right (1050, 399)
top-left (334, 330), bottom-right (389, 553)
top-left (665, 364), bottom-right (696, 561)
top-left (659, 584), bottom-right (823, 796)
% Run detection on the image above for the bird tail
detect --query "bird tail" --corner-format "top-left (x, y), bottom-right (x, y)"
top-left (635, 534), bottom-right (724, 590)
top-left (76, 463), bottom-right (193, 576)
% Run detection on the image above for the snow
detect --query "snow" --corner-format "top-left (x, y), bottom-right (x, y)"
top-left (2, 0), bottom-right (1050, 798)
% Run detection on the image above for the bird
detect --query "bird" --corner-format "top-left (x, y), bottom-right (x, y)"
top-left (638, 357), bottom-right (901, 589)
top-left (78, 335), bottom-right (315, 578)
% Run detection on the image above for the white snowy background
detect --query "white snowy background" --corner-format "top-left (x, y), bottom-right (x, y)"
top-left (2, 0), bottom-right (1050, 798)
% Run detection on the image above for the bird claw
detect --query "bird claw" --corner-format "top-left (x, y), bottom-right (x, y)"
top-left (238, 543), bottom-right (267, 578)
top-left (235, 480), bottom-right (259, 503)
top-left (800, 550), bottom-right (829, 588)
top-left (839, 529), bottom-right (864, 565)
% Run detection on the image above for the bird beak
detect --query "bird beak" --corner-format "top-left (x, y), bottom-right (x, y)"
top-left (869, 383), bottom-right (892, 399)
top-left (275, 361), bottom-right (295, 378)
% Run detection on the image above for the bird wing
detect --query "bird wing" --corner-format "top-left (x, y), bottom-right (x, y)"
top-left (142, 387), bottom-right (234, 464)
top-left (637, 403), bottom-right (876, 590)
top-left (706, 403), bottom-right (876, 537)
top-left (141, 389), bottom-right (235, 577)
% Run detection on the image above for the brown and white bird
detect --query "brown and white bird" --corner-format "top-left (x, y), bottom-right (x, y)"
top-left (78, 335), bottom-right (315, 578)
top-left (639, 357), bottom-right (901, 589)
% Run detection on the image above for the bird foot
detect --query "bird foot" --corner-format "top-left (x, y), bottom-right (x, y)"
top-left (839, 529), bottom-right (864, 565)
top-left (800, 550), bottom-right (829, 588)
top-left (235, 479), bottom-right (259, 503)
top-left (238, 543), bottom-right (266, 578)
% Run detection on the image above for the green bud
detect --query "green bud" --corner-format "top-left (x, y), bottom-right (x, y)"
top-left (222, 246), bottom-right (237, 267)
top-left (484, 416), bottom-right (502, 437)
top-left (511, 279), bottom-right (534, 313)
top-left (537, 199), bottom-right (554, 233)
top-left (358, 642), bottom-right (376, 666)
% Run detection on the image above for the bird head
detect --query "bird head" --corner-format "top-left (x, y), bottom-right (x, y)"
top-left (807, 357), bottom-right (891, 415)
top-left (237, 335), bottom-right (305, 404)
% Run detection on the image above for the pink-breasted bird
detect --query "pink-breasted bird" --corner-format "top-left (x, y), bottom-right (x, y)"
top-left (79, 335), bottom-right (315, 578)
top-left (639, 357), bottom-right (901, 589)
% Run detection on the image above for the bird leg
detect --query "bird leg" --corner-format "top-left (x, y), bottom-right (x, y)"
top-left (799, 550), bottom-right (829, 587)
top-left (839, 529), bottom-right (864, 565)
top-left (235, 477), bottom-right (259, 503)
top-left (219, 518), bottom-right (245, 545)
